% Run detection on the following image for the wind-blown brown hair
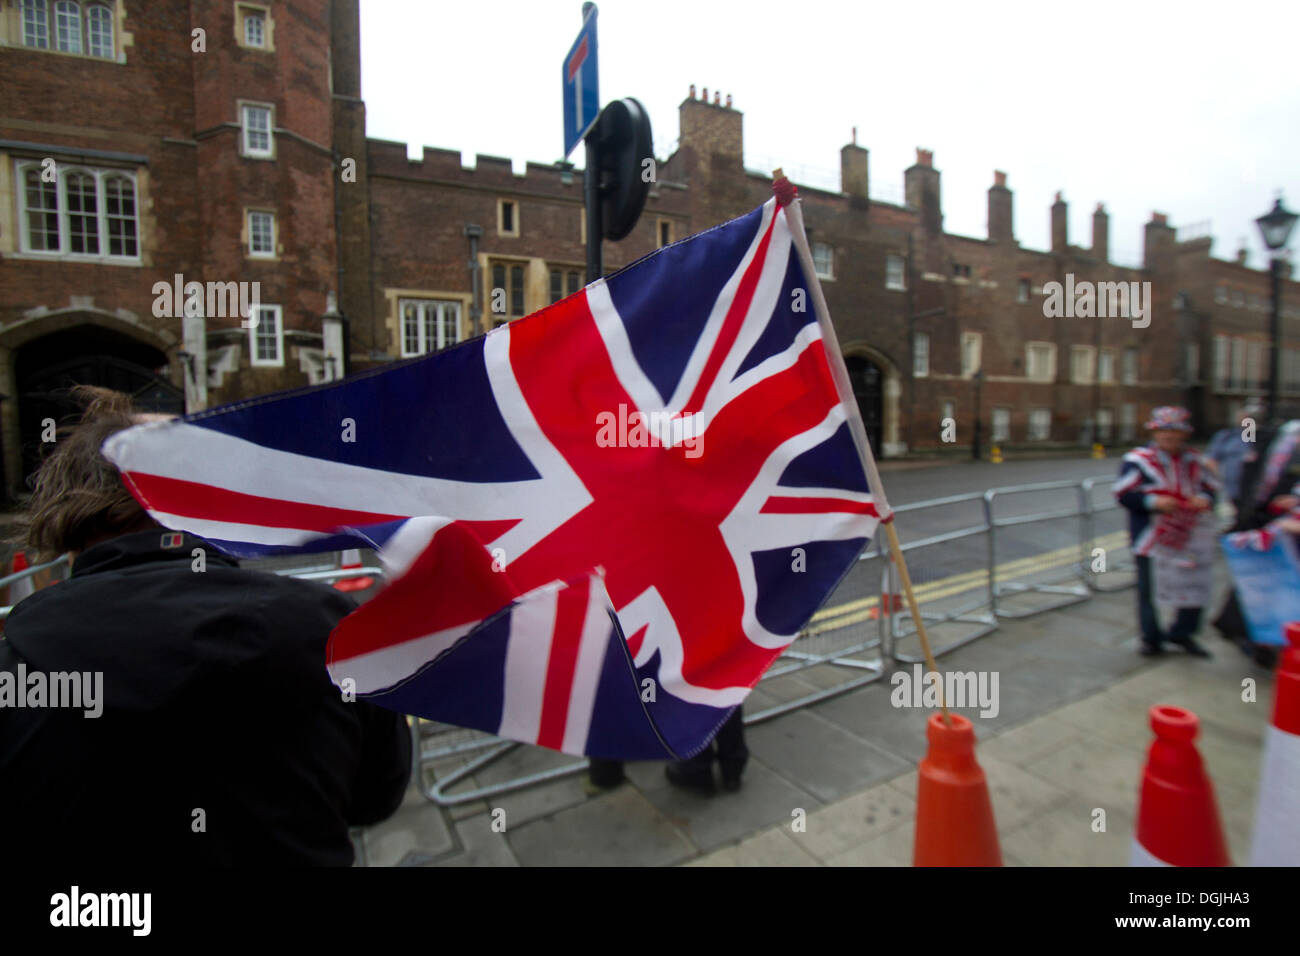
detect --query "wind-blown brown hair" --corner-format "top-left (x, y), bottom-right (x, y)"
top-left (21, 386), bottom-right (153, 560)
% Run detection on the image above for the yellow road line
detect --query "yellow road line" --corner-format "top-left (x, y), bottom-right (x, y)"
top-left (809, 531), bottom-right (1127, 627)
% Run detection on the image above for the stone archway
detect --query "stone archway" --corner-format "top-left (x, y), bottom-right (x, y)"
top-left (0, 310), bottom-right (180, 494)
top-left (839, 342), bottom-right (904, 457)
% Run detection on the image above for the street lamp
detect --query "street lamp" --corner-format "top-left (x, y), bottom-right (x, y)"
top-left (1256, 197), bottom-right (1298, 423)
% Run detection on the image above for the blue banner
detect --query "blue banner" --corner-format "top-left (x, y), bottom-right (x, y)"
top-left (1221, 531), bottom-right (1300, 646)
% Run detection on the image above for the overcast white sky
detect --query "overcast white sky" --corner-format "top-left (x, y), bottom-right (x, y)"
top-left (361, 0), bottom-right (1300, 272)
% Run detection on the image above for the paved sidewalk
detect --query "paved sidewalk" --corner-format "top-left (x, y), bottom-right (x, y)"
top-left (358, 580), bottom-right (1276, 867)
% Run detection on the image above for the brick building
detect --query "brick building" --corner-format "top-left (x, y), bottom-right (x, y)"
top-left (2, 0), bottom-right (1297, 497)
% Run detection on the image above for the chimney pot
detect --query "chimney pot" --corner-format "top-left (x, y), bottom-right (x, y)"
top-left (852, 126), bottom-right (857, 145)
top-left (988, 170), bottom-right (1013, 242)
top-left (702, 87), bottom-right (709, 102)
top-left (689, 83), bottom-right (696, 99)
top-left (1051, 193), bottom-right (1068, 253)
top-left (1092, 202), bottom-right (1109, 263)
top-left (725, 93), bottom-right (732, 108)
top-left (1237, 247), bottom-right (1248, 265)
top-left (714, 91), bottom-right (721, 105)
top-left (1054, 191), bottom-right (1063, 204)
top-left (1153, 212), bottom-right (1168, 226)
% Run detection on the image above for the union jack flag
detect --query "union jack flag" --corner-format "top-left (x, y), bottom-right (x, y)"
top-left (103, 194), bottom-right (881, 759)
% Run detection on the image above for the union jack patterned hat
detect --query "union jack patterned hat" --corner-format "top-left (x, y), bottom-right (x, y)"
top-left (1145, 406), bottom-right (1193, 432)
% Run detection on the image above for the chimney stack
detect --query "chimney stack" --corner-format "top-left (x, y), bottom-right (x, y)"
top-left (1092, 202), bottom-right (1109, 263)
top-left (987, 170), bottom-right (1013, 243)
top-left (1051, 192), bottom-right (1068, 254)
top-left (1143, 212), bottom-right (1175, 271)
top-left (841, 141), bottom-right (869, 203)
top-left (904, 148), bottom-right (942, 232)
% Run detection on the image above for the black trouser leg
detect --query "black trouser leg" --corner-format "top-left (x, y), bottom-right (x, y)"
top-left (1167, 607), bottom-right (1203, 643)
top-left (714, 707), bottom-right (748, 780)
top-left (587, 756), bottom-right (624, 787)
top-left (1135, 556), bottom-right (1164, 647)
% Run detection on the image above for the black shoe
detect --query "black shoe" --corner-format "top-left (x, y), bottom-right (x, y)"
top-left (665, 763), bottom-right (716, 795)
top-left (1169, 636), bottom-right (1211, 658)
top-left (1253, 644), bottom-right (1278, 669)
top-left (1139, 641), bottom-right (1165, 657)
top-left (719, 770), bottom-right (743, 792)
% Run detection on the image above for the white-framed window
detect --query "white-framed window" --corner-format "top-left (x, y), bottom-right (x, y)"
top-left (399, 299), bottom-right (462, 357)
top-left (1098, 348), bottom-right (1116, 383)
top-left (247, 210), bottom-right (275, 258)
top-left (244, 9), bottom-right (265, 46)
top-left (1246, 340), bottom-right (1264, 389)
top-left (1213, 334), bottom-right (1228, 389)
top-left (498, 199), bottom-right (519, 237)
top-left (961, 332), bottom-right (982, 378)
top-left (1215, 286), bottom-right (1227, 304)
top-left (548, 266), bottom-right (582, 304)
top-left (1120, 404), bottom-right (1137, 442)
top-left (812, 242), bottom-right (833, 280)
top-left (913, 331), bottom-right (930, 378)
top-left (886, 254), bottom-right (905, 291)
top-left (1230, 338), bottom-right (1246, 389)
top-left (22, 0), bottom-right (50, 48)
top-left (1071, 345), bottom-right (1096, 384)
top-left (1026, 342), bottom-right (1055, 382)
top-left (16, 161), bottom-right (139, 260)
top-left (1028, 407), bottom-right (1052, 441)
top-left (1231, 289), bottom-right (1244, 308)
top-left (489, 260), bottom-right (527, 324)
top-left (992, 407), bottom-right (1011, 443)
top-left (54, 0), bottom-right (82, 53)
top-left (86, 3), bottom-right (112, 56)
top-left (241, 103), bottom-right (274, 158)
top-left (22, 1), bottom-right (114, 57)
top-left (1121, 346), bottom-right (1139, 385)
top-left (250, 305), bottom-right (283, 366)
top-left (1017, 278), bottom-right (1030, 304)
top-left (1096, 408), bottom-right (1113, 442)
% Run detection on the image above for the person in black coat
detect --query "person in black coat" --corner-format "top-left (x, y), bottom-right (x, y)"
top-left (0, 387), bottom-right (411, 866)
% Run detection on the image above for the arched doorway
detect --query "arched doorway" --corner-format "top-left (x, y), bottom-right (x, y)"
top-left (844, 354), bottom-right (884, 455)
top-left (15, 325), bottom-right (182, 482)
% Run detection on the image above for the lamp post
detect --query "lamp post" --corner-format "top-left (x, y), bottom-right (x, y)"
top-left (1255, 197), bottom-right (1298, 424)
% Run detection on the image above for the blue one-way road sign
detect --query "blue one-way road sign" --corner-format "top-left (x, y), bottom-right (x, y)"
top-left (562, 6), bottom-right (599, 159)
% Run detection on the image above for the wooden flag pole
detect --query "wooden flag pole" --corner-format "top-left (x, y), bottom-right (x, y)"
top-left (773, 168), bottom-right (951, 724)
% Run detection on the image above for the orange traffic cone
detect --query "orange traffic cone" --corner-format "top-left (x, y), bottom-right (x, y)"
top-left (1131, 705), bottom-right (1229, 866)
top-left (913, 712), bottom-right (1002, 866)
top-left (332, 548), bottom-right (376, 593)
top-left (1250, 622), bottom-right (1300, 866)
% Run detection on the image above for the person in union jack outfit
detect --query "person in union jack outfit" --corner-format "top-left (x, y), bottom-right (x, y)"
top-left (1114, 406), bottom-right (1218, 657)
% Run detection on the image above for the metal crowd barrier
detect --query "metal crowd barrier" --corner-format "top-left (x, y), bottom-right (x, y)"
top-left (883, 492), bottom-right (998, 663)
top-left (0, 474), bottom-right (1145, 810)
top-left (1080, 475), bottom-right (1138, 591)
top-left (984, 480), bottom-right (1092, 618)
top-left (419, 540), bottom-right (896, 807)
